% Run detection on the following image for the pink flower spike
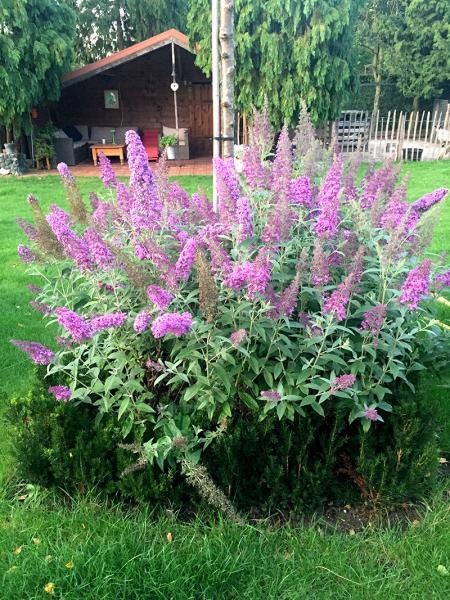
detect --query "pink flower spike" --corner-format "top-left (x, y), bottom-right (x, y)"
top-left (364, 407), bottom-right (379, 422)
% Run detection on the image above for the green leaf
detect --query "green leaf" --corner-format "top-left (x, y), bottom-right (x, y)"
top-left (118, 397), bottom-right (130, 420)
top-left (276, 402), bottom-right (287, 419)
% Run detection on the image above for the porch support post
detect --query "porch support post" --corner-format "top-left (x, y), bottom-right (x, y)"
top-left (212, 0), bottom-right (221, 212)
top-left (171, 42), bottom-right (179, 142)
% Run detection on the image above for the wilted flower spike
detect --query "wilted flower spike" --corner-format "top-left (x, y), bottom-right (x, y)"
top-left (311, 239), bottom-right (330, 286)
top-left (11, 340), bottom-right (54, 365)
top-left (399, 260), bottom-right (432, 309)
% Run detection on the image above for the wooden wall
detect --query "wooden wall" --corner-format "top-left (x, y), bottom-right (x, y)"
top-left (54, 46), bottom-right (213, 156)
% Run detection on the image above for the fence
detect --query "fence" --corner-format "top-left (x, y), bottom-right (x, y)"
top-left (336, 108), bottom-right (450, 161)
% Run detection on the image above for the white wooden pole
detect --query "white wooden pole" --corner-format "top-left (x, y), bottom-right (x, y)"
top-left (212, 0), bottom-right (221, 212)
top-left (171, 42), bottom-right (179, 149)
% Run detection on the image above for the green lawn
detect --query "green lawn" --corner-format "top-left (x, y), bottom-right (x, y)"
top-left (0, 165), bottom-right (449, 599)
top-left (0, 489), bottom-right (449, 599)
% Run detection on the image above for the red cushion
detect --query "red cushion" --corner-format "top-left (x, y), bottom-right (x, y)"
top-left (142, 129), bottom-right (159, 160)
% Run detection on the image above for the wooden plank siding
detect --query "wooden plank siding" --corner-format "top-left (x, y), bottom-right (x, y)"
top-left (52, 45), bottom-right (213, 157)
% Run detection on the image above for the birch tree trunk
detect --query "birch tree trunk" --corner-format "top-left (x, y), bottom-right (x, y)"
top-left (219, 0), bottom-right (235, 158)
top-left (372, 46), bottom-right (382, 116)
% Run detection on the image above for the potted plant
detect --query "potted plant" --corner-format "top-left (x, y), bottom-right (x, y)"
top-left (159, 134), bottom-right (178, 160)
top-left (35, 123), bottom-right (57, 169)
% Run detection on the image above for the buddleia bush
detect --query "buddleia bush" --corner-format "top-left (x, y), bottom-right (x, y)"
top-left (13, 110), bottom-right (449, 512)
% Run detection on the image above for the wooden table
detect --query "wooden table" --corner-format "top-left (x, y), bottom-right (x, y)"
top-left (91, 144), bottom-right (125, 166)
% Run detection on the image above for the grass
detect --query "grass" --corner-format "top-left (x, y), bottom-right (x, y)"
top-left (0, 491), bottom-right (449, 599)
top-left (0, 165), bottom-right (449, 599)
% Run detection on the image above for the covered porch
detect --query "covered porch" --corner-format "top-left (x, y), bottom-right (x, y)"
top-left (41, 30), bottom-right (213, 166)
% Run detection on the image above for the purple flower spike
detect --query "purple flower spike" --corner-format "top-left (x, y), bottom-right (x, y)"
top-left (435, 270), bottom-right (450, 289)
top-left (331, 374), bottom-right (356, 392)
top-left (48, 386), bottom-right (72, 401)
top-left (364, 407), bottom-right (379, 422)
top-left (11, 340), bottom-right (54, 365)
top-left (289, 176), bottom-right (312, 207)
top-left (411, 188), bottom-right (447, 214)
top-left (146, 285), bottom-right (173, 310)
top-left (229, 328), bottom-right (247, 347)
top-left (247, 248), bottom-right (272, 299)
top-left (315, 154), bottom-right (342, 239)
top-left (98, 152), bottom-right (117, 188)
top-left (261, 390), bottom-right (281, 402)
top-left (16, 217), bottom-right (37, 241)
top-left (175, 237), bottom-right (197, 281)
top-left (133, 309), bottom-right (152, 333)
top-left (90, 312), bottom-right (127, 333)
top-left (360, 304), bottom-right (387, 347)
top-left (18, 244), bottom-right (37, 264)
top-left (399, 260), bottom-right (432, 310)
top-left (271, 125), bottom-right (292, 197)
top-left (151, 312), bottom-right (193, 338)
top-left (57, 162), bottom-right (75, 183)
top-left (56, 307), bottom-right (93, 342)
top-left (323, 274), bottom-right (354, 321)
top-left (236, 196), bottom-right (254, 242)
top-left (84, 229), bottom-right (114, 269)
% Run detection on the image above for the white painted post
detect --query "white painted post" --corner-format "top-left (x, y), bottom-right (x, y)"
top-left (212, 0), bottom-right (221, 212)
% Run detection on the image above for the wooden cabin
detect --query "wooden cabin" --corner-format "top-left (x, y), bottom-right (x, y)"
top-left (45, 29), bottom-right (212, 164)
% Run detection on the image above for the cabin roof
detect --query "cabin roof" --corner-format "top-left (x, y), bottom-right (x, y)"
top-left (63, 29), bottom-right (191, 87)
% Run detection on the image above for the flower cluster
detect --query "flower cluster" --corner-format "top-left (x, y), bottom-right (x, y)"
top-left (151, 312), bottom-right (193, 338)
top-left (399, 260), bottom-right (432, 309)
top-left (48, 385), bottom-right (72, 401)
top-left (11, 340), bottom-right (54, 364)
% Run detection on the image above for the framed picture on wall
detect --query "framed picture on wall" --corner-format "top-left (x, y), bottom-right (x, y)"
top-left (104, 90), bottom-right (119, 109)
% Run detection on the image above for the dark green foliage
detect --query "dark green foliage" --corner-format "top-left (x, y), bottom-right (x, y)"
top-left (204, 381), bottom-right (441, 512)
top-left (8, 370), bottom-right (441, 513)
top-left (70, 0), bottom-right (188, 65)
top-left (354, 384), bottom-right (440, 503)
top-left (0, 0), bottom-right (75, 138)
top-left (7, 374), bottom-right (188, 505)
top-left (188, 0), bottom-right (360, 126)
